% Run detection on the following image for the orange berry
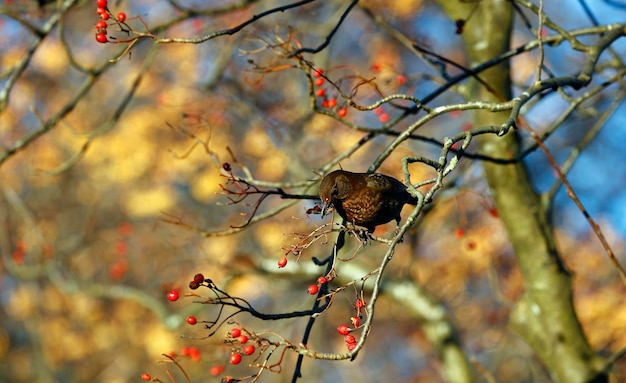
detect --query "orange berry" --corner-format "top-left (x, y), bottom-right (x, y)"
top-left (277, 257), bottom-right (287, 268)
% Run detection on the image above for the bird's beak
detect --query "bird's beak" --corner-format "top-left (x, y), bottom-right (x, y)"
top-left (320, 201), bottom-right (333, 217)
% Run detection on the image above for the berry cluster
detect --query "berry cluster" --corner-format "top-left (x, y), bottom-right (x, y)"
top-left (109, 221), bottom-right (134, 280)
top-left (227, 327), bottom-right (256, 366)
top-left (139, 344), bottom-right (206, 380)
top-left (165, 272), bottom-right (212, 302)
top-left (337, 323), bottom-right (358, 351)
top-left (335, 298), bottom-right (365, 351)
top-left (373, 105), bottom-right (390, 124)
top-left (188, 272), bottom-right (213, 290)
top-left (180, 346), bottom-right (202, 361)
top-left (312, 69), bottom-right (348, 118)
top-left (369, 63), bottom-right (410, 124)
top-left (94, 0), bottom-right (128, 44)
top-left (306, 274), bottom-right (330, 295)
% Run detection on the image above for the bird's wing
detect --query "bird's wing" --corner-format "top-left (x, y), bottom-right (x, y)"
top-left (367, 173), bottom-right (407, 193)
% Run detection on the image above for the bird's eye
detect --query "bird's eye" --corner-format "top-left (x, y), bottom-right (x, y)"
top-left (331, 186), bottom-right (338, 196)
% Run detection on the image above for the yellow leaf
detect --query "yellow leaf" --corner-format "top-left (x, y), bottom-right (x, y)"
top-left (124, 187), bottom-right (175, 217)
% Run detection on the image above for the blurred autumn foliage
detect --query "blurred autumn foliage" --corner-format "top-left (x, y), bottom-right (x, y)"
top-left (1, 0), bottom-right (626, 382)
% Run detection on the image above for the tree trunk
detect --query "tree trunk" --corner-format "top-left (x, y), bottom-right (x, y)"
top-left (435, 1), bottom-right (606, 382)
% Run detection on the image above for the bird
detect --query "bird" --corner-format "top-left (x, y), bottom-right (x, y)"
top-left (319, 170), bottom-right (417, 233)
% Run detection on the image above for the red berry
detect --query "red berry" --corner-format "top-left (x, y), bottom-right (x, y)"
top-left (327, 98), bottom-right (336, 108)
top-left (230, 328), bottom-right (241, 338)
top-left (449, 109), bottom-right (462, 119)
top-left (189, 281), bottom-right (200, 290)
top-left (307, 284), bottom-right (319, 295)
top-left (316, 88), bottom-right (325, 97)
top-left (355, 299), bottom-right (366, 309)
top-left (277, 257), bottom-right (287, 268)
top-left (347, 342), bottom-right (357, 351)
top-left (350, 316), bottom-right (360, 327)
top-left (141, 373), bottom-right (151, 381)
top-left (314, 77), bottom-right (324, 87)
top-left (317, 276), bottom-right (328, 285)
top-left (193, 273), bottom-right (205, 284)
top-left (96, 7), bottom-right (104, 14)
top-left (378, 113), bottom-right (389, 123)
top-left (117, 221), bottom-right (133, 236)
top-left (96, 0), bottom-right (107, 8)
top-left (210, 365), bottom-right (225, 376)
top-left (337, 324), bottom-right (350, 335)
top-left (344, 334), bottom-right (356, 344)
top-left (181, 346), bottom-right (200, 360)
top-left (189, 347), bottom-right (201, 361)
top-left (100, 12), bottom-right (109, 20)
top-left (95, 32), bottom-right (107, 43)
top-left (337, 107), bottom-right (347, 117)
top-left (166, 290), bottom-right (179, 301)
top-left (396, 74), bottom-right (407, 85)
top-left (321, 99), bottom-right (330, 108)
top-left (230, 353), bottom-right (242, 365)
top-left (95, 20), bottom-right (107, 30)
top-left (312, 68), bottom-right (323, 77)
top-left (180, 346), bottom-right (192, 356)
top-left (454, 228), bottom-right (465, 238)
top-left (237, 334), bottom-right (248, 344)
top-left (117, 12), bottom-right (126, 22)
top-left (243, 344), bottom-right (255, 355)
top-left (374, 107), bottom-right (384, 116)
top-left (186, 316), bottom-right (197, 325)
top-left (222, 162), bottom-right (231, 171)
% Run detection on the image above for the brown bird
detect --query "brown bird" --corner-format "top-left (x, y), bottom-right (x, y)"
top-left (319, 170), bottom-right (417, 233)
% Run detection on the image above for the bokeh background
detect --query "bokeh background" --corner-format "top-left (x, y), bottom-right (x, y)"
top-left (1, 0), bottom-right (625, 382)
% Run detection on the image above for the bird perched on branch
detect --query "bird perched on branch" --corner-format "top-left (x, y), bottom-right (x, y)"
top-left (319, 170), bottom-right (417, 233)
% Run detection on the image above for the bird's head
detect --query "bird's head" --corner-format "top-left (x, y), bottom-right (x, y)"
top-left (319, 170), bottom-right (351, 217)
